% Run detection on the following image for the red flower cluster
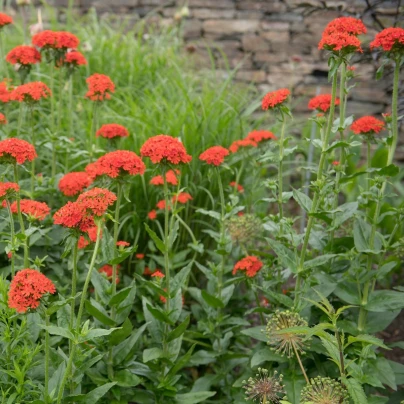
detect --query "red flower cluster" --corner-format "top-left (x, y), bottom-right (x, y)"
top-left (0, 81), bottom-right (11, 103)
top-left (370, 27), bottom-right (404, 52)
top-left (53, 201), bottom-right (95, 231)
top-left (229, 181), bottom-right (244, 193)
top-left (64, 50), bottom-right (87, 66)
top-left (0, 13), bottom-right (12, 27)
top-left (58, 172), bottom-right (93, 197)
top-left (199, 146), bottom-right (229, 166)
top-left (32, 30), bottom-right (79, 50)
top-left (262, 88), bottom-right (290, 110)
top-left (229, 139), bottom-right (257, 154)
top-left (0, 182), bottom-right (19, 199)
top-left (232, 256), bottom-right (263, 277)
top-left (308, 94), bottom-right (341, 112)
top-left (10, 82), bottom-right (51, 103)
top-left (116, 241), bottom-right (130, 247)
top-left (323, 17), bottom-right (367, 36)
top-left (96, 123), bottom-right (129, 139)
top-left (148, 210), bottom-right (157, 220)
top-left (0, 113), bottom-right (6, 124)
top-left (86, 150), bottom-right (145, 179)
top-left (8, 199), bottom-right (50, 221)
top-left (351, 116), bottom-right (385, 135)
top-left (78, 226), bottom-right (100, 249)
top-left (140, 135), bottom-right (192, 165)
top-left (151, 270), bottom-right (164, 278)
top-left (99, 264), bottom-right (120, 284)
top-left (173, 192), bottom-right (193, 204)
top-left (156, 199), bottom-right (168, 210)
top-left (246, 130), bottom-right (277, 143)
top-left (6, 46), bottom-right (41, 66)
top-left (77, 187), bottom-right (117, 216)
top-left (0, 138), bottom-right (37, 164)
top-left (136, 253), bottom-right (145, 259)
top-left (150, 169), bottom-right (179, 186)
top-left (8, 269), bottom-right (56, 313)
top-left (85, 73), bottom-right (115, 101)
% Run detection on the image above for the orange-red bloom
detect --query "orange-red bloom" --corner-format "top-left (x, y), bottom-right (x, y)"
top-left (85, 73), bottom-right (115, 101)
top-left (156, 199), bottom-right (167, 210)
top-left (232, 256), bottom-right (263, 277)
top-left (58, 172), bottom-right (93, 197)
top-left (229, 181), bottom-right (244, 193)
top-left (150, 170), bottom-right (178, 186)
top-left (116, 241), bottom-right (130, 247)
top-left (246, 130), bottom-right (277, 143)
top-left (99, 264), bottom-right (120, 284)
top-left (370, 27), bottom-right (404, 52)
top-left (8, 199), bottom-right (50, 221)
top-left (229, 139), bottom-right (257, 153)
top-left (8, 269), bottom-right (56, 313)
top-left (173, 192), bottom-right (193, 204)
top-left (318, 31), bottom-right (362, 52)
top-left (0, 138), bottom-right (37, 164)
top-left (140, 135), bottom-right (192, 165)
top-left (0, 113), bottom-right (6, 124)
top-left (32, 30), bottom-right (79, 50)
top-left (332, 161), bottom-right (340, 166)
top-left (136, 253), bottom-right (145, 259)
top-left (199, 146), bottom-right (229, 166)
top-left (10, 82), bottom-right (51, 103)
top-left (77, 187), bottom-right (117, 216)
top-left (151, 270), bottom-right (164, 278)
top-left (6, 46), bottom-right (41, 66)
top-left (57, 31), bottom-right (80, 49)
top-left (308, 94), bottom-right (341, 112)
top-left (0, 81), bottom-right (11, 103)
top-left (0, 13), bottom-right (13, 28)
top-left (64, 50), bottom-right (87, 66)
top-left (78, 226), bottom-right (100, 249)
top-left (323, 17), bottom-right (367, 36)
top-left (90, 150), bottom-right (145, 179)
top-left (96, 123), bottom-right (129, 139)
top-left (262, 88), bottom-right (290, 110)
top-left (148, 209), bottom-right (157, 220)
top-left (53, 201), bottom-right (94, 231)
top-left (0, 182), bottom-right (19, 199)
top-left (351, 116), bottom-right (385, 135)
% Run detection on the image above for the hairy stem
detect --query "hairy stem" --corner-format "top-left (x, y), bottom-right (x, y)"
top-left (30, 108), bottom-right (35, 196)
top-left (278, 117), bottom-right (287, 236)
top-left (5, 200), bottom-right (15, 277)
top-left (216, 167), bottom-right (226, 300)
top-left (44, 315), bottom-right (50, 403)
top-left (292, 341), bottom-right (309, 384)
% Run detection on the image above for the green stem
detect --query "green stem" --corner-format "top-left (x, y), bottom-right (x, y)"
top-left (0, 31), bottom-right (8, 79)
top-left (253, 286), bottom-right (264, 325)
top-left (90, 103), bottom-right (98, 160)
top-left (13, 164), bottom-right (29, 267)
top-left (44, 314), bottom-right (50, 403)
top-left (216, 167), bottom-right (226, 300)
top-left (5, 200), bottom-right (15, 277)
top-left (30, 108), bottom-right (35, 197)
top-left (56, 221), bottom-right (102, 404)
top-left (278, 117), bottom-right (287, 237)
top-left (292, 341), bottom-right (309, 384)
top-left (57, 66), bottom-right (64, 134)
top-left (50, 65), bottom-right (56, 178)
top-left (335, 326), bottom-right (345, 377)
top-left (366, 140), bottom-right (371, 216)
top-left (296, 71), bottom-right (338, 304)
top-left (17, 103), bottom-right (23, 138)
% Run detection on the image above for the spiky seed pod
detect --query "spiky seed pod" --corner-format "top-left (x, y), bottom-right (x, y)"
top-left (242, 368), bottom-right (285, 403)
top-left (266, 310), bottom-right (310, 358)
top-left (300, 377), bottom-right (349, 404)
top-left (226, 214), bottom-right (262, 246)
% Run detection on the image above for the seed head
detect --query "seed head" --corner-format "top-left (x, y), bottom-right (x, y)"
top-left (301, 377), bottom-right (349, 404)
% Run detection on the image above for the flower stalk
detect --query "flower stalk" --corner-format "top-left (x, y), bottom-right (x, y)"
top-left (5, 200), bottom-right (15, 277)
top-left (277, 116), bottom-right (287, 237)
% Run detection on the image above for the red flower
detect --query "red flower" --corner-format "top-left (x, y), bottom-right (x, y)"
top-left (262, 88), bottom-right (290, 110)
top-left (370, 27), bottom-right (404, 52)
top-left (173, 192), bottom-right (192, 204)
top-left (148, 209), bottom-right (157, 220)
top-left (58, 172), bottom-right (93, 197)
top-left (0, 13), bottom-right (13, 28)
top-left (91, 150), bottom-right (145, 179)
top-left (229, 181), bottom-right (244, 193)
top-left (332, 161), bottom-right (340, 166)
top-left (237, 211), bottom-right (244, 217)
top-left (6, 46), bottom-right (41, 66)
top-left (229, 139), bottom-right (257, 153)
top-left (0, 182), bottom-right (19, 199)
top-left (96, 123), bottom-right (129, 139)
top-left (78, 236), bottom-right (89, 249)
top-left (85, 73), bottom-right (115, 101)
top-left (143, 267), bottom-right (153, 275)
top-left (150, 170), bottom-right (178, 186)
top-left (151, 270), bottom-right (164, 278)
top-left (323, 17), bottom-right (367, 36)
top-left (351, 116), bottom-right (385, 135)
top-left (8, 199), bottom-right (50, 221)
top-left (140, 135), bottom-right (192, 165)
top-left (0, 138), bottom-right (37, 164)
top-left (318, 31), bottom-right (362, 52)
top-left (308, 94), bottom-right (341, 112)
top-left (78, 226), bottom-right (101, 249)
top-left (156, 199), bottom-right (167, 210)
top-left (32, 30), bottom-right (79, 50)
top-left (53, 201), bottom-right (94, 231)
top-left (8, 269), bottom-right (56, 313)
top-left (0, 113), bottom-right (6, 124)
top-left (199, 146), bottom-right (229, 166)
top-left (10, 82), bottom-right (51, 103)
top-left (0, 81), bottom-right (11, 103)
top-left (64, 50), bottom-right (87, 66)
top-left (136, 253), bottom-right (145, 259)
top-left (77, 187), bottom-right (117, 216)
top-left (57, 31), bottom-right (80, 49)
top-left (116, 241), bottom-right (130, 247)
top-left (232, 256), bottom-right (263, 277)
top-left (84, 161), bottom-right (101, 180)
top-left (245, 130), bottom-right (277, 143)
top-left (99, 264), bottom-right (120, 284)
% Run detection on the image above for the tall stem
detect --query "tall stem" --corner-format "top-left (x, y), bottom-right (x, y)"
top-left (56, 222), bottom-right (102, 404)
top-left (13, 164), bottom-right (29, 267)
top-left (57, 66), bottom-right (64, 134)
top-left (292, 341), bottom-right (309, 384)
top-left (17, 103), bottom-right (23, 138)
top-left (296, 72), bottom-right (338, 301)
top-left (50, 65), bottom-right (56, 178)
top-left (44, 314), bottom-right (50, 404)
top-left (5, 200), bottom-right (15, 277)
top-left (89, 103), bottom-right (98, 160)
top-left (30, 108), bottom-right (35, 196)
top-left (366, 140), bottom-right (371, 217)
top-left (216, 167), bottom-right (226, 300)
top-left (278, 118), bottom-right (287, 237)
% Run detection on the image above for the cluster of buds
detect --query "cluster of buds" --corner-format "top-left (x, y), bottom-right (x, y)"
top-left (300, 377), bottom-right (349, 404)
top-left (226, 214), bottom-right (262, 246)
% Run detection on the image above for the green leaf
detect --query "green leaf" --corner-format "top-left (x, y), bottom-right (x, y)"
top-left (166, 344), bottom-right (196, 379)
top-left (292, 189), bottom-right (312, 213)
top-left (378, 163), bottom-right (399, 177)
top-left (265, 290), bottom-right (293, 308)
top-left (113, 370), bottom-right (141, 387)
top-left (175, 392), bottom-right (216, 404)
top-left (143, 347), bottom-right (164, 363)
top-left (303, 254), bottom-right (336, 271)
top-left (91, 270), bottom-right (111, 305)
top-left (201, 290), bottom-right (224, 309)
top-left (85, 300), bottom-right (115, 326)
top-left (171, 263), bottom-right (192, 294)
top-left (80, 327), bottom-right (121, 343)
top-left (353, 218), bottom-right (382, 254)
top-left (167, 315), bottom-right (190, 343)
top-left (108, 286), bottom-right (132, 307)
top-left (241, 326), bottom-right (267, 342)
top-left (333, 202), bottom-right (358, 228)
top-left (100, 227), bottom-right (116, 264)
top-left (342, 377), bottom-right (368, 404)
top-left (347, 334), bottom-right (389, 350)
top-left (144, 223), bottom-right (165, 253)
top-left (365, 290), bottom-right (404, 312)
top-left (267, 238), bottom-right (298, 273)
top-left (251, 348), bottom-right (287, 367)
top-left (109, 318), bottom-right (133, 346)
top-left (196, 208), bottom-right (221, 220)
top-left (46, 294), bottom-right (81, 316)
top-left (146, 303), bottom-right (174, 325)
top-left (108, 245), bottom-right (137, 265)
top-left (39, 325), bottom-right (74, 341)
top-left (63, 382), bottom-right (116, 403)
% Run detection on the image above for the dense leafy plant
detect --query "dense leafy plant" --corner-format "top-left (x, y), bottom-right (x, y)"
top-left (0, 5), bottom-right (403, 404)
